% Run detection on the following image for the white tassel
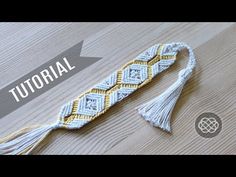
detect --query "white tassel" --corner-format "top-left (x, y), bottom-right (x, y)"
top-left (136, 43), bottom-right (196, 132)
top-left (0, 123), bottom-right (59, 155)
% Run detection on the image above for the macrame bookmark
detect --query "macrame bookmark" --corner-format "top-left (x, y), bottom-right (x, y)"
top-left (0, 42), bottom-right (196, 155)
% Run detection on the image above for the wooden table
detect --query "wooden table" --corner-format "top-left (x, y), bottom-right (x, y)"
top-left (0, 23), bottom-right (235, 154)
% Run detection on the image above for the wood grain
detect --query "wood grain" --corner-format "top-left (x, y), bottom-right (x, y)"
top-left (0, 23), bottom-right (235, 154)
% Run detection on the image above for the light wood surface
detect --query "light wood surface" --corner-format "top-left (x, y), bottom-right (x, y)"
top-left (0, 23), bottom-right (235, 154)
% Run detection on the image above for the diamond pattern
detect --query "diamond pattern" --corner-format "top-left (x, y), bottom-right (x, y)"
top-left (122, 64), bottom-right (148, 85)
top-left (77, 93), bottom-right (105, 116)
top-left (59, 43), bottom-right (178, 128)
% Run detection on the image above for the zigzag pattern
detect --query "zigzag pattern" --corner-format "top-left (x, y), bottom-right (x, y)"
top-left (58, 44), bottom-right (178, 129)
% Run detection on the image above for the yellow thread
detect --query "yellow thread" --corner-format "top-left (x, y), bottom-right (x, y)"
top-left (64, 44), bottom-right (177, 125)
top-left (120, 83), bottom-right (138, 89)
top-left (75, 114), bottom-right (93, 120)
top-left (148, 55), bottom-right (160, 66)
top-left (106, 84), bottom-right (120, 94)
top-left (147, 64), bottom-right (153, 79)
top-left (90, 88), bottom-right (106, 94)
top-left (64, 115), bottom-right (76, 124)
top-left (133, 60), bottom-right (148, 65)
top-left (72, 100), bottom-right (78, 114)
top-left (105, 94), bottom-right (110, 109)
top-left (161, 55), bottom-right (176, 60)
top-left (117, 70), bottom-right (122, 84)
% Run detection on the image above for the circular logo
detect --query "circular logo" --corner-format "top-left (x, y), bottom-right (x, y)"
top-left (195, 112), bottom-right (222, 138)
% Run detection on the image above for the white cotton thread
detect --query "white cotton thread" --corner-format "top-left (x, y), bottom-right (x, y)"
top-left (136, 42), bottom-right (196, 132)
top-left (0, 42), bottom-right (196, 155)
top-left (0, 122), bottom-right (60, 155)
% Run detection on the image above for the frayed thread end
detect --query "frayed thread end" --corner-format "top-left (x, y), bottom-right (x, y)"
top-left (0, 123), bottom-right (59, 155)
